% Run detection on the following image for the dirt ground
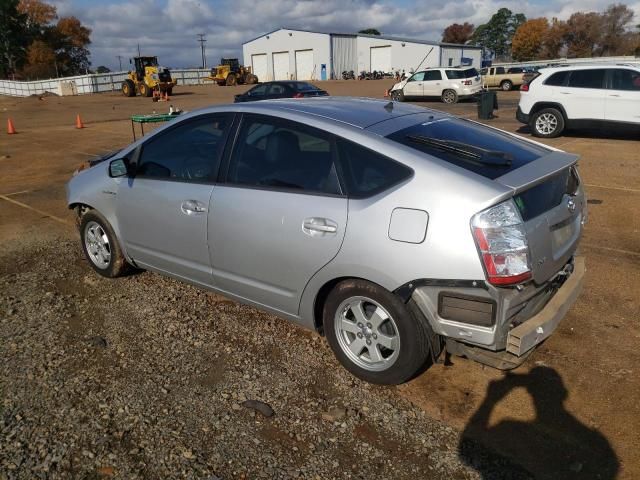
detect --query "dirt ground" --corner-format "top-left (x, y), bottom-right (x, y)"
top-left (1, 80), bottom-right (639, 479)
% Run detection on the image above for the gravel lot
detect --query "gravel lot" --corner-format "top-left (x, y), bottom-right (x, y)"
top-left (0, 236), bottom-right (527, 479)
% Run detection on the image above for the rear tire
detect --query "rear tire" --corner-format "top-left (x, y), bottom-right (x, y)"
top-left (501, 80), bottom-right (513, 91)
top-left (530, 108), bottom-right (565, 138)
top-left (441, 89), bottom-right (458, 104)
top-left (323, 279), bottom-right (435, 385)
top-left (80, 211), bottom-right (129, 278)
top-left (226, 74), bottom-right (237, 86)
top-left (122, 79), bottom-right (136, 97)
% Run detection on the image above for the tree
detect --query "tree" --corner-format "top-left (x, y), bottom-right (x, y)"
top-left (599, 3), bottom-right (634, 55)
top-left (18, 0), bottom-right (56, 30)
top-left (564, 12), bottom-right (602, 57)
top-left (53, 16), bottom-right (91, 75)
top-left (541, 18), bottom-right (568, 59)
top-left (470, 8), bottom-right (526, 60)
top-left (358, 28), bottom-right (380, 35)
top-left (441, 22), bottom-right (474, 44)
top-left (0, 0), bottom-right (28, 78)
top-left (21, 39), bottom-right (55, 78)
top-left (511, 18), bottom-right (549, 61)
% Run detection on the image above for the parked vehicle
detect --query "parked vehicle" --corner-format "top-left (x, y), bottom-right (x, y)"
top-left (389, 67), bottom-right (482, 104)
top-left (233, 81), bottom-right (328, 102)
top-left (67, 98), bottom-right (586, 385)
top-left (481, 66), bottom-right (525, 91)
top-left (342, 70), bottom-right (355, 80)
top-left (517, 64), bottom-right (640, 137)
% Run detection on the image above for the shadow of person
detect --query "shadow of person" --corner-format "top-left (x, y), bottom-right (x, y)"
top-left (458, 366), bottom-right (619, 480)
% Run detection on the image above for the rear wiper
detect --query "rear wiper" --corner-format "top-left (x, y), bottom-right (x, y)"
top-left (406, 135), bottom-right (513, 167)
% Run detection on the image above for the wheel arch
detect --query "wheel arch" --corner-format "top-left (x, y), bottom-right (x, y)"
top-left (530, 102), bottom-right (568, 120)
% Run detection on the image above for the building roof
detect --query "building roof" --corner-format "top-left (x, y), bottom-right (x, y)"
top-left (243, 27), bottom-right (482, 50)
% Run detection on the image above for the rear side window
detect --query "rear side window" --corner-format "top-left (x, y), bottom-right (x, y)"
top-left (337, 140), bottom-right (412, 198)
top-left (495, 67), bottom-right (505, 75)
top-left (446, 68), bottom-right (478, 79)
top-left (386, 118), bottom-right (550, 180)
top-left (568, 69), bottom-right (606, 89)
top-left (293, 82), bottom-right (320, 91)
top-left (609, 69), bottom-right (640, 91)
top-left (227, 116), bottom-right (341, 195)
top-left (268, 84), bottom-right (286, 95)
top-left (424, 70), bottom-right (442, 81)
top-left (544, 71), bottom-right (569, 86)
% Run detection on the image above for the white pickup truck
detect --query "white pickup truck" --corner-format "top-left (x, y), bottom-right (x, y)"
top-left (481, 66), bottom-right (525, 91)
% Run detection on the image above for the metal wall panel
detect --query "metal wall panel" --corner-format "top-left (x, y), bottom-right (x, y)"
top-left (331, 35), bottom-right (357, 78)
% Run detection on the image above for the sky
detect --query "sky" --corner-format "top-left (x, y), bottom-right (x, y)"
top-left (50, 0), bottom-right (640, 71)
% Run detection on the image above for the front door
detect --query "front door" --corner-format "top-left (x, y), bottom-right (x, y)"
top-left (209, 114), bottom-right (347, 315)
top-left (403, 72), bottom-right (425, 98)
top-left (117, 113), bottom-right (232, 286)
top-left (422, 70), bottom-right (443, 96)
top-left (605, 68), bottom-right (640, 123)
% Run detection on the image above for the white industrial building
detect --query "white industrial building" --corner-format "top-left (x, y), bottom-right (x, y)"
top-left (242, 28), bottom-right (483, 82)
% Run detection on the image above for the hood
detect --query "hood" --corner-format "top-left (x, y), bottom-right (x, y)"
top-left (390, 79), bottom-right (407, 92)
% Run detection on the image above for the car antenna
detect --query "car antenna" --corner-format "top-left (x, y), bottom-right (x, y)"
top-left (413, 47), bottom-right (434, 73)
top-left (384, 101), bottom-right (394, 112)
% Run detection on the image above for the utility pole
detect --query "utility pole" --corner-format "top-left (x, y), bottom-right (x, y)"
top-left (137, 43), bottom-right (141, 57)
top-left (197, 33), bottom-right (207, 69)
top-left (116, 55), bottom-right (123, 71)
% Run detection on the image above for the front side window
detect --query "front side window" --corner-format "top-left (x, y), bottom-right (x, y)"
top-left (137, 115), bottom-right (230, 182)
top-left (568, 69), bottom-right (606, 89)
top-left (227, 116), bottom-right (341, 195)
top-left (408, 72), bottom-right (425, 82)
top-left (424, 70), bottom-right (442, 81)
top-left (609, 69), bottom-right (640, 91)
top-left (249, 84), bottom-right (269, 96)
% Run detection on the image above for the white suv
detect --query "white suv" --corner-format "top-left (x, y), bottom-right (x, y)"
top-left (517, 64), bottom-right (640, 138)
top-left (389, 67), bottom-right (482, 104)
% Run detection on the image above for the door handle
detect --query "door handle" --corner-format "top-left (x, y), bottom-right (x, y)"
top-left (181, 200), bottom-right (207, 215)
top-left (609, 94), bottom-right (621, 97)
top-left (303, 217), bottom-right (338, 235)
top-left (559, 92), bottom-right (571, 95)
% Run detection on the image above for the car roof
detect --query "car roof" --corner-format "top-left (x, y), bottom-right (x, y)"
top-left (422, 66), bottom-right (475, 71)
top-left (222, 97), bottom-right (438, 129)
top-left (539, 63), bottom-right (640, 73)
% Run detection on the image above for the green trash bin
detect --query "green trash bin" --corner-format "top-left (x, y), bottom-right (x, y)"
top-left (477, 91), bottom-right (498, 120)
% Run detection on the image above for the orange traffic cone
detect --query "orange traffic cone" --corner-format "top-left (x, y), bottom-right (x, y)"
top-left (7, 118), bottom-right (16, 134)
top-left (75, 114), bottom-right (85, 129)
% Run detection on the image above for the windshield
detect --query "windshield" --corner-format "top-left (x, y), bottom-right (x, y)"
top-left (386, 118), bottom-right (550, 179)
top-left (446, 68), bottom-right (479, 79)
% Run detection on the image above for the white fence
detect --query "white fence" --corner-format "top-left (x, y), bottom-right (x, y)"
top-left (0, 69), bottom-right (214, 97)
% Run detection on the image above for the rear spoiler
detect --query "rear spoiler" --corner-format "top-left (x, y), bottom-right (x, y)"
top-left (495, 151), bottom-right (579, 194)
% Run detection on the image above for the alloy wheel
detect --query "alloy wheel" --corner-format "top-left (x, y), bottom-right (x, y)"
top-left (84, 221), bottom-right (111, 269)
top-left (535, 113), bottom-right (558, 135)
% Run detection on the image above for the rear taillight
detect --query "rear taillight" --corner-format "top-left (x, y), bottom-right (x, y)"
top-left (293, 92), bottom-right (304, 98)
top-left (471, 200), bottom-right (531, 286)
top-left (520, 84), bottom-right (529, 92)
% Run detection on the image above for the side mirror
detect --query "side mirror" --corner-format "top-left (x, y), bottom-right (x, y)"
top-left (109, 158), bottom-right (130, 178)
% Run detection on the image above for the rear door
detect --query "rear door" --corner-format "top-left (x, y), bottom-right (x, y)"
top-left (559, 69), bottom-right (607, 120)
top-left (605, 68), bottom-right (640, 124)
top-left (116, 113), bottom-right (232, 286)
top-left (208, 114), bottom-right (347, 315)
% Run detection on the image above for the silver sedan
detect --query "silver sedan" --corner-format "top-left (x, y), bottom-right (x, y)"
top-left (67, 98), bottom-right (586, 384)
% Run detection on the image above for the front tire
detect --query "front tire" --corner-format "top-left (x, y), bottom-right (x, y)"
top-left (139, 83), bottom-right (152, 97)
top-left (80, 211), bottom-right (129, 278)
top-left (226, 73), bottom-right (237, 86)
top-left (530, 108), bottom-right (565, 138)
top-left (324, 279), bottom-right (434, 385)
top-left (501, 80), bottom-right (513, 91)
top-left (391, 89), bottom-right (405, 102)
top-left (441, 89), bottom-right (458, 104)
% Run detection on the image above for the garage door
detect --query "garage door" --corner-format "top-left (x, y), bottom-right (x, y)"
top-left (251, 54), bottom-right (268, 82)
top-left (370, 46), bottom-right (391, 73)
top-left (272, 52), bottom-right (290, 81)
top-left (295, 50), bottom-right (314, 80)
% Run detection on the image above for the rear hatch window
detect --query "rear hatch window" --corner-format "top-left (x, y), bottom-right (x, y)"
top-left (386, 117), bottom-right (550, 180)
top-left (445, 68), bottom-right (479, 79)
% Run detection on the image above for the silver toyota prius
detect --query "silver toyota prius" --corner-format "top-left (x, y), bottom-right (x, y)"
top-left (67, 98), bottom-right (586, 384)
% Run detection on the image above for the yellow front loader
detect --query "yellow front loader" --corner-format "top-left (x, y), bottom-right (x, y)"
top-left (121, 56), bottom-right (177, 97)
top-left (208, 58), bottom-right (258, 86)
